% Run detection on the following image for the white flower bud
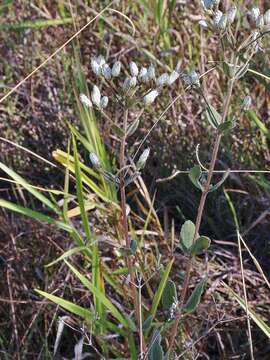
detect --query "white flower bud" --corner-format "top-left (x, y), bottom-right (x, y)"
top-left (91, 85), bottom-right (101, 107)
top-left (79, 93), bottom-right (92, 108)
top-left (147, 65), bottom-right (156, 80)
top-left (111, 61), bottom-right (121, 77)
top-left (156, 73), bottom-right (169, 87)
top-left (96, 55), bottom-right (105, 67)
top-left (213, 10), bottom-right (223, 27)
top-left (101, 64), bottom-right (111, 79)
top-left (129, 76), bottom-right (137, 87)
top-left (90, 153), bottom-right (101, 169)
top-left (264, 9), bottom-right (270, 26)
top-left (139, 67), bottom-right (148, 82)
top-left (201, 0), bottom-right (220, 11)
top-left (250, 7), bottom-right (260, 23)
top-left (256, 15), bottom-right (264, 30)
top-left (182, 70), bottom-right (200, 87)
top-left (91, 57), bottom-right (101, 75)
top-left (136, 148), bottom-right (150, 170)
top-left (218, 14), bottom-right (227, 30)
top-left (199, 19), bottom-right (208, 28)
top-left (227, 5), bottom-right (237, 24)
top-left (143, 89), bottom-right (159, 105)
top-left (100, 96), bottom-right (109, 109)
top-left (168, 70), bottom-right (179, 85)
top-left (129, 61), bottom-right (139, 76)
top-left (242, 96), bottom-right (252, 111)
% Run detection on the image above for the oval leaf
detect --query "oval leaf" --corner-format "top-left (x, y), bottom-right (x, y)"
top-left (162, 279), bottom-right (177, 310)
top-left (180, 220), bottom-right (195, 251)
top-left (190, 236), bottom-right (211, 255)
top-left (188, 165), bottom-right (203, 191)
top-left (184, 279), bottom-right (206, 314)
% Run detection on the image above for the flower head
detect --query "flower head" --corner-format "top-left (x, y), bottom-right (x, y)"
top-left (156, 73), bottom-right (169, 87)
top-left (129, 61), bottom-right (139, 77)
top-left (111, 61), bottom-right (121, 77)
top-left (80, 94), bottom-right (92, 108)
top-left (91, 85), bottom-right (101, 107)
top-left (143, 89), bottom-right (159, 105)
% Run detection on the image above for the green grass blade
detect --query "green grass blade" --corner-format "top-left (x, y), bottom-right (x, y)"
top-left (0, 198), bottom-right (72, 232)
top-left (0, 161), bottom-right (60, 214)
top-left (65, 260), bottom-right (135, 330)
top-left (0, 18), bottom-right (73, 31)
top-left (35, 290), bottom-right (93, 321)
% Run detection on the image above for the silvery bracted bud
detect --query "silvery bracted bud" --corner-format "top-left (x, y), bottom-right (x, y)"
top-left (111, 61), bottom-right (121, 77)
top-left (90, 153), bottom-right (102, 169)
top-left (201, 0), bottom-right (220, 11)
top-left (264, 10), bottom-right (270, 27)
top-left (122, 76), bottom-right (137, 90)
top-left (213, 10), bottom-right (223, 27)
top-left (227, 5), bottom-right (237, 24)
top-left (218, 14), bottom-right (227, 30)
top-left (199, 19), bottom-right (208, 28)
top-left (168, 70), bottom-right (179, 85)
top-left (182, 70), bottom-right (200, 87)
top-left (156, 73), bottom-right (169, 87)
top-left (101, 64), bottom-right (111, 79)
top-left (80, 94), bottom-right (92, 108)
top-left (100, 96), bottom-right (109, 109)
top-left (147, 64), bottom-right (156, 80)
top-left (91, 57), bottom-right (101, 75)
top-left (136, 148), bottom-right (150, 170)
top-left (242, 96), bottom-right (252, 111)
top-left (129, 76), bottom-right (137, 87)
top-left (129, 61), bottom-right (139, 76)
top-left (143, 89), bottom-right (159, 105)
top-left (96, 55), bottom-right (105, 67)
top-left (91, 85), bottom-right (101, 107)
top-left (139, 67), bottom-right (148, 82)
top-left (256, 15), bottom-right (264, 30)
top-left (250, 7), bottom-right (260, 23)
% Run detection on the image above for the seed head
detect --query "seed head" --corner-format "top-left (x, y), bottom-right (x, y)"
top-left (264, 9), bottom-right (270, 27)
top-left (147, 65), bottom-right (156, 80)
top-left (101, 64), bottom-right (111, 79)
top-left (139, 67), bottom-right (148, 82)
top-left (111, 61), bottom-right (121, 77)
top-left (79, 94), bottom-right (92, 108)
top-left (168, 70), bottom-right (179, 85)
top-left (201, 0), bottom-right (220, 11)
top-left (90, 153), bottom-right (102, 169)
top-left (91, 85), bottom-right (101, 107)
top-left (249, 7), bottom-right (260, 23)
top-left (156, 73), bottom-right (169, 87)
top-left (256, 15), bottom-right (264, 30)
top-left (100, 96), bottom-right (109, 109)
top-left (143, 89), bottom-right (159, 105)
top-left (91, 55), bottom-right (105, 76)
top-left (129, 61), bottom-right (139, 76)
top-left (227, 5), bottom-right (237, 24)
top-left (136, 148), bottom-right (150, 170)
top-left (242, 95), bottom-right (252, 111)
top-left (129, 76), bottom-right (137, 87)
top-left (199, 19), bottom-right (208, 28)
top-left (182, 70), bottom-right (200, 87)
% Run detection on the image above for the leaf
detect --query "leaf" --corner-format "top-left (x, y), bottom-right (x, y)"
top-left (223, 284), bottom-right (270, 339)
top-left (188, 165), bottom-right (203, 191)
top-left (142, 315), bottom-right (154, 331)
top-left (190, 236), bottom-right (211, 255)
top-left (148, 259), bottom-right (174, 333)
top-left (45, 246), bottom-right (88, 268)
top-left (162, 279), bottom-right (177, 310)
top-left (148, 329), bottom-right (164, 360)
top-left (35, 290), bottom-right (93, 320)
top-left (184, 279), bottom-right (206, 314)
top-left (65, 261), bottom-right (135, 331)
top-left (217, 120), bottom-right (233, 133)
top-left (208, 169), bottom-right (230, 193)
top-left (205, 104), bottom-right (222, 129)
top-left (0, 161), bottom-right (60, 214)
top-left (127, 118), bottom-right (140, 137)
top-left (0, 198), bottom-right (72, 233)
top-left (180, 220), bottom-right (195, 251)
top-left (111, 124), bottom-right (125, 138)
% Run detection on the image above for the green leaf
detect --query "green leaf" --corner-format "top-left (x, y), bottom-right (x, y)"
top-left (0, 198), bottom-right (72, 233)
top-left (35, 290), bottom-right (93, 320)
top-left (188, 165), bottom-right (203, 191)
top-left (180, 220), bottom-right (195, 251)
top-left (205, 104), bottom-right (222, 129)
top-left (148, 330), bottom-right (164, 360)
top-left (65, 261), bottom-right (135, 331)
top-left (0, 161), bottom-right (60, 214)
top-left (162, 279), bottom-right (177, 310)
top-left (142, 315), bottom-right (154, 331)
top-left (184, 279), bottom-right (206, 314)
top-left (190, 236), bottom-right (211, 255)
top-left (148, 259), bottom-right (174, 333)
top-left (208, 169), bottom-right (230, 193)
top-left (217, 121), bottom-right (233, 133)
top-left (45, 246), bottom-right (88, 268)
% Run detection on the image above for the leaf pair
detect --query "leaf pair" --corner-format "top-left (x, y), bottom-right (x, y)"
top-left (180, 220), bottom-right (210, 255)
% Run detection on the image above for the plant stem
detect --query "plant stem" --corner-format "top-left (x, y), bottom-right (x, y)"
top-left (119, 109), bottom-right (145, 352)
top-left (168, 56), bottom-right (238, 353)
